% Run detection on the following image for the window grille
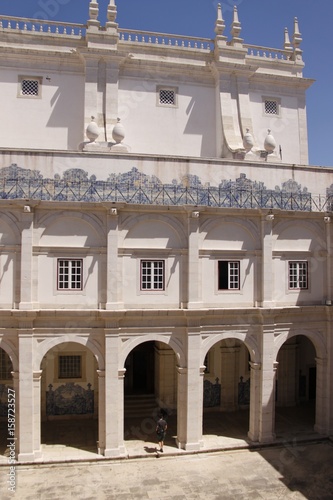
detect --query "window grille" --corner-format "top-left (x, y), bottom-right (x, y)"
top-left (159, 89), bottom-right (175, 106)
top-left (218, 261), bottom-right (240, 290)
top-left (264, 100), bottom-right (278, 115)
top-left (0, 350), bottom-right (13, 380)
top-left (58, 355), bottom-right (82, 379)
top-left (141, 260), bottom-right (165, 290)
top-left (21, 79), bottom-right (39, 96)
top-left (58, 259), bottom-right (82, 290)
top-left (288, 261), bottom-right (308, 289)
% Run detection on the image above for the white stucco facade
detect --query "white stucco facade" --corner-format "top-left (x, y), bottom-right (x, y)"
top-left (0, 2), bottom-right (332, 463)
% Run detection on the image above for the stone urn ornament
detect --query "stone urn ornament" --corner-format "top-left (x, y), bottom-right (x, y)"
top-left (243, 128), bottom-right (254, 152)
top-left (112, 118), bottom-right (125, 144)
top-left (86, 116), bottom-right (100, 143)
top-left (264, 129), bottom-right (276, 154)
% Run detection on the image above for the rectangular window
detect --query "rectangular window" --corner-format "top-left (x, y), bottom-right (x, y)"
top-left (218, 261), bottom-right (240, 290)
top-left (0, 350), bottom-right (13, 380)
top-left (57, 259), bottom-right (82, 290)
top-left (58, 355), bottom-right (82, 379)
top-left (141, 260), bottom-right (165, 290)
top-left (288, 261), bottom-right (308, 289)
top-left (157, 86), bottom-right (178, 107)
top-left (18, 76), bottom-right (42, 98)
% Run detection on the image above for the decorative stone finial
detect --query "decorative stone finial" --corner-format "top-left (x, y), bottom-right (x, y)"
top-left (86, 116), bottom-right (100, 142)
top-left (112, 118), bottom-right (125, 144)
top-left (230, 6), bottom-right (243, 46)
top-left (107, 0), bottom-right (117, 23)
top-left (243, 129), bottom-right (254, 153)
top-left (264, 129), bottom-right (276, 154)
top-left (292, 17), bottom-right (303, 60)
top-left (88, 1), bottom-right (100, 29)
top-left (283, 28), bottom-right (293, 56)
top-left (215, 3), bottom-right (226, 38)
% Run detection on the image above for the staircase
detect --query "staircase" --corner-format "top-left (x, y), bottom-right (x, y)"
top-left (124, 394), bottom-right (160, 418)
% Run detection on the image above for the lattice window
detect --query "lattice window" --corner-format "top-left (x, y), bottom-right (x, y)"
top-left (141, 260), bottom-right (165, 290)
top-left (264, 99), bottom-right (278, 115)
top-left (58, 355), bottom-right (82, 379)
top-left (57, 259), bottom-right (83, 290)
top-left (21, 79), bottom-right (39, 96)
top-left (218, 261), bottom-right (240, 290)
top-left (159, 89), bottom-right (176, 106)
top-left (288, 261), bottom-right (308, 289)
top-left (0, 350), bottom-right (13, 380)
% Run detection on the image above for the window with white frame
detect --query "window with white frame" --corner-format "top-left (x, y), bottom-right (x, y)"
top-left (58, 355), bottom-right (82, 379)
top-left (288, 261), bottom-right (308, 290)
top-left (157, 86), bottom-right (177, 107)
top-left (18, 76), bottom-right (42, 98)
top-left (141, 260), bottom-right (165, 290)
top-left (57, 259), bottom-right (83, 290)
top-left (218, 261), bottom-right (240, 290)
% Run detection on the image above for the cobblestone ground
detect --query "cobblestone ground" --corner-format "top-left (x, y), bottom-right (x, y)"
top-left (1, 441), bottom-right (333, 499)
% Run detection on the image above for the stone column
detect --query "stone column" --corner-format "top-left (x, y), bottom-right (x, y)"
top-left (181, 325), bottom-right (202, 451)
top-left (248, 362), bottom-right (261, 442)
top-left (19, 208), bottom-right (34, 310)
top-left (97, 369), bottom-right (106, 454)
top-left (220, 343), bottom-right (240, 411)
top-left (176, 366), bottom-right (187, 448)
top-left (105, 209), bottom-right (122, 309)
top-left (18, 330), bottom-right (35, 461)
top-left (258, 322), bottom-right (276, 443)
top-left (314, 356), bottom-right (328, 435)
top-left (104, 330), bottom-right (126, 457)
top-left (33, 370), bottom-right (42, 459)
top-left (261, 214), bottom-right (274, 307)
top-left (187, 211), bottom-right (202, 309)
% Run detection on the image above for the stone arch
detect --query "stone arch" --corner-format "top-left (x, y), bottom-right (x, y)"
top-left (0, 212), bottom-right (21, 245)
top-left (35, 335), bottom-right (104, 372)
top-left (273, 219), bottom-right (325, 251)
top-left (37, 210), bottom-right (106, 245)
top-left (120, 333), bottom-right (185, 368)
top-left (201, 216), bottom-right (260, 250)
top-left (120, 213), bottom-right (187, 249)
top-left (274, 329), bottom-right (326, 361)
top-left (201, 331), bottom-right (260, 365)
top-left (0, 339), bottom-right (18, 371)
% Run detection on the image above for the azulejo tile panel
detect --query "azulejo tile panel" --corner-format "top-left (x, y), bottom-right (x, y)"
top-left (0, 164), bottom-right (331, 211)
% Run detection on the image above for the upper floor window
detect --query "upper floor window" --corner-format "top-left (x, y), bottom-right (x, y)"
top-left (18, 76), bottom-right (42, 98)
top-left (218, 261), bottom-right (240, 290)
top-left (288, 261), bottom-right (308, 290)
top-left (263, 97), bottom-right (280, 116)
top-left (58, 355), bottom-right (82, 379)
top-left (57, 259), bottom-right (83, 290)
top-left (157, 86), bottom-right (177, 107)
top-left (141, 260), bottom-right (165, 290)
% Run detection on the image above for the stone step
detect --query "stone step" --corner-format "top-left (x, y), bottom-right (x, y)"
top-left (124, 394), bottom-right (160, 417)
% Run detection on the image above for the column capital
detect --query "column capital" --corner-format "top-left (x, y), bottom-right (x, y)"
top-left (249, 361), bottom-right (261, 371)
top-left (176, 366), bottom-right (187, 375)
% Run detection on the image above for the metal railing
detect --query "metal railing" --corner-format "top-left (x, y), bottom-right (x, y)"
top-left (0, 177), bottom-right (330, 212)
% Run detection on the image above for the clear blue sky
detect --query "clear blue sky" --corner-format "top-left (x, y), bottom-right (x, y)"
top-left (1, 0), bottom-right (332, 167)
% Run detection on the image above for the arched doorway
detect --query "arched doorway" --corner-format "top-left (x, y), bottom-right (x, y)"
top-left (40, 342), bottom-right (99, 457)
top-left (0, 347), bottom-right (13, 460)
top-left (202, 338), bottom-right (251, 446)
top-left (123, 340), bottom-right (178, 452)
top-left (275, 335), bottom-right (316, 438)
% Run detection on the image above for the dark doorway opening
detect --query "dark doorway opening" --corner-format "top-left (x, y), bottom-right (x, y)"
top-left (124, 341), bottom-right (155, 395)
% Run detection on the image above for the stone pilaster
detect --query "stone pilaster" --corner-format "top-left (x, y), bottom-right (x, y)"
top-left (33, 370), bottom-right (42, 459)
top-left (314, 356), bottom-right (328, 434)
top-left (97, 369), bottom-right (106, 454)
top-left (276, 342), bottom-right (297, 406)
top-left (105, 60), bottom-right (120, 142)
top-left (105, 209), bottom-right (122, 309)
top-left (261, 213), bottom-right (274, 306)
top-left (187, 211), bottom-right (202, 308)
top-left (258, 322), bottom-right (276, 443)
top-left (19, 208), bottom-right (34, 309)
top-left (248, 362), bottom-right (261, 442)
top-left (175, 366), bottom-right (187, 449)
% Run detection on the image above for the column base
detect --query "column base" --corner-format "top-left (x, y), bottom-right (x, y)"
top-left (258, 433), bottom-right (276, 444)
top-left (17, 452), bottom-right (37, 462)
top-left (103, 445), bottom-right (127, 458)
top-left (184, 441), bottom-right (201, 452)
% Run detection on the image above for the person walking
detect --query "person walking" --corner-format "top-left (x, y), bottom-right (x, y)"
top-left (156, 413), bottom-right (167, 453)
